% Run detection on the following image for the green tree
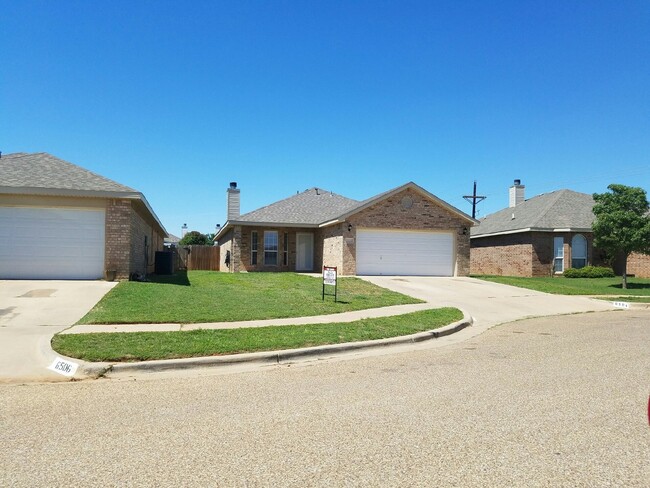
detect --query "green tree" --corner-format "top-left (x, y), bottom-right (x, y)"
top-left (178, 231), bottom-right (210, 246)
top-left (592, 184), bottom-right (650, 289)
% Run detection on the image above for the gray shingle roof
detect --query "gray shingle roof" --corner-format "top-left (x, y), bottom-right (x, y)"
top-left (471, 189), bottom-right (595, 237)
top-left (0, 152), bottom-right (136, 193)
top-left (237, 188), bottom-right (360, 225)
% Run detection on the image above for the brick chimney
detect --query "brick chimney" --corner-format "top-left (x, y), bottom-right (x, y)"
top-left (509, 179), bottom-right (525, 207)
top-left (227, 182), bottom-right (240, 220)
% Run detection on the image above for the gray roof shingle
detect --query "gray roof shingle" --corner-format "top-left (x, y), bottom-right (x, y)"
top-left (0, 152), bottom-right (136, 193)
top-left (237, 188), bottom-right (360, 225)
top-left (471, 189), bottom-right (595, 237)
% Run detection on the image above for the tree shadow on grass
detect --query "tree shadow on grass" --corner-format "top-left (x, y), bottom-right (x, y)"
top-left (607, 281), bottom-right (650, 291)
top-left (147, 270), bottom-right (191, 286)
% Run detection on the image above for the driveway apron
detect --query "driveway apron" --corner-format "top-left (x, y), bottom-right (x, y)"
top-left (0, 280), bottom-right (116, 383)
top-left (360, 276), bottom-right (617, 343)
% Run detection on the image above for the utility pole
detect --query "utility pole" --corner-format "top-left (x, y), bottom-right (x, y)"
top-left (463, 180), bottom-right (486, 219)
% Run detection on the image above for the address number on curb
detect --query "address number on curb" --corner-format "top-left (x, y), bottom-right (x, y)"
top-left (48, 357), bottom-right (79, 377)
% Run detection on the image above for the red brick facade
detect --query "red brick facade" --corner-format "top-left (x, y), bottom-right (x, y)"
top-left (220, 188), bottom-right (472, 276)
top-left (471, 231), bottom-right (604, 277)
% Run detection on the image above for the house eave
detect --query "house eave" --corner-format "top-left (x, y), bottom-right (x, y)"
top-left (0, 186), bottom-right (168, 237)
top-left (471, 227), bottom-right (593, 239)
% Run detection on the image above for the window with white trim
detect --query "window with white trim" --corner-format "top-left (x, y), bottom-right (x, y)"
top-left (554, 236), bottom-right (564, 273)
top-left (283, 232), bottom-right (288, 266)
top-left (571, 234), bottom-right (587, 269)
top-left (251, 231), bottom-right (258, 265)
top-left (264, 231), bottom-right (278, 266)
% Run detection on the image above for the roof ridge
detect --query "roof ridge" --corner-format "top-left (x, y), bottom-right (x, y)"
top-left (238, 187), bottom-right (358, 219)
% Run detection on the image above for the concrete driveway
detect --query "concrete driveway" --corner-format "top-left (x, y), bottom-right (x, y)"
top-left (361, 276), bottom-right (617, 342)
top-left (0, 280), bottom-right (116, 383)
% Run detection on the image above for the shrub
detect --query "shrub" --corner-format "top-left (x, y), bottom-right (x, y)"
top-left (563, 266), bottom-right (615, 278)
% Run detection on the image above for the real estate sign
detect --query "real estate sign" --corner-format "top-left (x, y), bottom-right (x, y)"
top-left (322, 266), bottom-right (337, 301)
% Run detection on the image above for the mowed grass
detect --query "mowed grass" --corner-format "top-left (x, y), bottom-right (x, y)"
top-left (475, 275), bottom-right (650, 296)
top-left (54, 308), bottom-right (463, 361)
top-left (78, 271), bottom-right (423, 324)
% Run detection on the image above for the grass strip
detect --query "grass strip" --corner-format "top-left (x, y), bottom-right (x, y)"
top-left (475, 275), bottom-right (650, 296)
top-left (53, 308), bottom-right (463, 362)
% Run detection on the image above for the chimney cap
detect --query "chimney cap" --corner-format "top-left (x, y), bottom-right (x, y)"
top-left (229, 182), bottom-right (237, 189)
top-left (513, 179), bottom-right (521, 186)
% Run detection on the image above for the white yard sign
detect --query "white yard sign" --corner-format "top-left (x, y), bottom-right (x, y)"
top-left (323, 267), bottom-right (337, 286)
top-left (48, 357), bottom-right (79, 377)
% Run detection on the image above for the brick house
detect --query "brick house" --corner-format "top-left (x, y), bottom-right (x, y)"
top-left (0, 152), bottom-right (167, 280)
top-left (470, 180), bottom-right (650, 277)
top-left (215, 182), bottom-right (477, 276)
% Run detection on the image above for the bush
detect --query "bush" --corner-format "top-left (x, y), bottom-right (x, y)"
top-left (563, 266), bottom-right (615, 278)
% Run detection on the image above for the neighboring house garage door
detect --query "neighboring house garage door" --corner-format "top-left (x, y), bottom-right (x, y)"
top-left (356, 229), bottom-right (454, 276)
top-left (0, 207), bottom-right (105, 279)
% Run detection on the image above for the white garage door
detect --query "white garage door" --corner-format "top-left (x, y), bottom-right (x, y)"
top-left (356, 229), bottom-right (454, 276)
top-left (0, 207), bottom-right (105, 280)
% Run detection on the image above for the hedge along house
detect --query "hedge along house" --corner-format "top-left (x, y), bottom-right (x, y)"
top-left (0, 152), bottom-right (167, 280)
top-left (215, 181), bottom-right (477, 276)
top-left (470, 180), bottom-right (604, 277)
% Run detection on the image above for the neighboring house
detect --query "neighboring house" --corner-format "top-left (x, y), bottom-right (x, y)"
top-left (470, 180), bottom-right (650, 277)
top-left (0, 152), bottom-right (167, 280)
top-left (164, 233), bottom-right (181, 248)
top-left (215, 181), bottom-right (476, 276)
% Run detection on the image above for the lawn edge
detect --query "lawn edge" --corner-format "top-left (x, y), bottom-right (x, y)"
top-left (75, 311), bottom-right (473, 377)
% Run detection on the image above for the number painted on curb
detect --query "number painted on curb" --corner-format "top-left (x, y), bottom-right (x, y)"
top-left (48, 357), bottom-right (79, 377)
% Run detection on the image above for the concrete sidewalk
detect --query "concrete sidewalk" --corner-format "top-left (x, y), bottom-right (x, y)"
top-left (60, 302), bottom-right (438, 334)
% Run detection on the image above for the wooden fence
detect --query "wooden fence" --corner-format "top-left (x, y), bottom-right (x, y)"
top-left (175, 245), bottom-right (220, 271)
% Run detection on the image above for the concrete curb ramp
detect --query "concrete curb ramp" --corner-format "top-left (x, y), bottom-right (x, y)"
top-left (77, 313), bottom-right (473, 379)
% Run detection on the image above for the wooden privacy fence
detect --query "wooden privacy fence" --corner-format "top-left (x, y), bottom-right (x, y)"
top-left (175, 245), bottom-right (220, 271)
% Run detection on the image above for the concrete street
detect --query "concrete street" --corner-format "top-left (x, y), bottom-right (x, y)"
top-left (2, 311), bottom-right (648, 487)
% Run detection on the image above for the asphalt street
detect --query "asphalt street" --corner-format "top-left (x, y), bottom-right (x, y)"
top-left (2, 311), bottom-right (648, 487)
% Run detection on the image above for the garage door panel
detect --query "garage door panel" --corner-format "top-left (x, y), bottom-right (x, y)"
top-left (356, 229), bottom-right (454, 276)
top-left (0, 207), bottom-right (105, 279)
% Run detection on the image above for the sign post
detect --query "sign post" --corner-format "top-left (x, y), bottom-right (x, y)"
top-left (322, 266), bottom-right (337, 302)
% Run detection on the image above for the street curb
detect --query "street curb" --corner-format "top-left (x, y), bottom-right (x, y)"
top-left (76, 312), bottom-right (473, 378)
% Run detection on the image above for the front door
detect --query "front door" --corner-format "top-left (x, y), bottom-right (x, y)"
top-left (296, 233), bottom-right (314, 271)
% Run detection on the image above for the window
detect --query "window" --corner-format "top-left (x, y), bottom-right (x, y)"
top-left (283, 232), bottom-right (289, 266)
top-left (553, 236), bottom-right (564, 273)
top-left (571, 234), bottom-right (587, 269)
top-left (251, 231), bottom-right (258, 265)
top-left (264, 231), bottom-right (278, 265)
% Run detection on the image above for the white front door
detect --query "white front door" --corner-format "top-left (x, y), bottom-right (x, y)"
top-left (296, 233), bottom-right (314, 271)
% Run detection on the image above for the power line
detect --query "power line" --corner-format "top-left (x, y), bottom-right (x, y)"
top-left (463, 180), bottom-right (486, 219)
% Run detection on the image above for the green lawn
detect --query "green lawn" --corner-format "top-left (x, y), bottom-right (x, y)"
top-left (78, 271), bottom-right (422, 324)
top-left (54, 308), bottom-right (463, 361)
top-left (475, 275), bottom-right (650, 296)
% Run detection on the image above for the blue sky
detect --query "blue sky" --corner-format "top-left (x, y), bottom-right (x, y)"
top-left (2, 1), bottom-right (649, 237)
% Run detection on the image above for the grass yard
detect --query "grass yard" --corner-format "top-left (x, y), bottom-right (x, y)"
top-left (475, 275), bottom-right (650, 296)
top-left (54, 308), bottom-right (463, 361)
top-left (78, 271), bottom-right (422, 324)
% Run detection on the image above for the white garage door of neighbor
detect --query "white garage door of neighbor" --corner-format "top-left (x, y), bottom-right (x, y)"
top-left (356, 229), bottom-right (454, 276)
top-left (0, 207), bottom-right (106, 279)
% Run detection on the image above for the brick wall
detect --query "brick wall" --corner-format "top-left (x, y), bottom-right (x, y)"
top-left (318, 224), bottom-right (344, 273)
top-left (471, 231), bottom-right (599, 277)
top-left (105, 199), bottom-right (164, 280)
top-left (105, 199), bottom-right (132, 280)
top-left (471, 234), bottom-right (533, 276)
top-left (626, 252), bottom-right (650, 278)
top-left (345, 188), bottom-right (472, 276)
